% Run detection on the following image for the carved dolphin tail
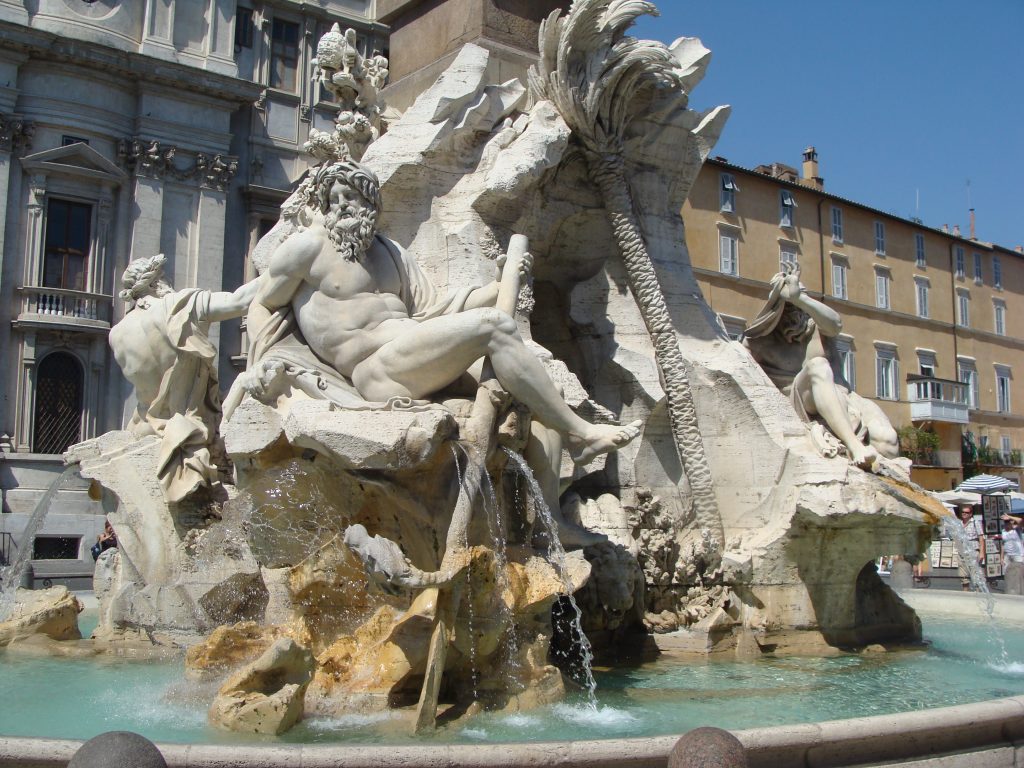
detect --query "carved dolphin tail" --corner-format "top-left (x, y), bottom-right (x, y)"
top-left (343, 524), bottom-right (462, 593)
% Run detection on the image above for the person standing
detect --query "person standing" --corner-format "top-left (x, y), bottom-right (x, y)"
top-left (1000, 515), bottom-right (1024, 569)
top-left (957, 504), bottom-right (985, 590)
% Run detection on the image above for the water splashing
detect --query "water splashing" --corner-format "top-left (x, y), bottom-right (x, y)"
top-left (503, 448), bottom-right (597, 706)
top-left (452, 445), bottom-right (480, 702)
top-left (478, 451), bottom-right (522, 692)
top-left (941, 515), bottom-right (1010, 663)
top-left (0, 464), bottom-right (80, 621)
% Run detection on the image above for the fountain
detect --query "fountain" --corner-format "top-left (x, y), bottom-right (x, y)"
top-left (4, 2), bottom-right (1004, 765)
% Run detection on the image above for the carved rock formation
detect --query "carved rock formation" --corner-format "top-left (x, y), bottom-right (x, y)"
top-left (208, 637), bottom-right (315, 735)
top-left (0, 586), bottom-right (82, 647)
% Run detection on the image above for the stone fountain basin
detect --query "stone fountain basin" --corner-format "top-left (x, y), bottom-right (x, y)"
top-left (2, 591), bottom-right (1023, 768)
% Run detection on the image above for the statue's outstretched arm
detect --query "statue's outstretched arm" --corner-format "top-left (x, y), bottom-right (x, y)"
top-left (205, 273), bottom-right (266, 322)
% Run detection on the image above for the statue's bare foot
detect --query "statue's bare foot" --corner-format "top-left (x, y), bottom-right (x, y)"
top-left (568, 420), bottom-right (643, 465)
top-left (849, 443), bottom-right (878, 470)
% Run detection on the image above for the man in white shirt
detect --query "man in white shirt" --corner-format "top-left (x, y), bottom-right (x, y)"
top-left (957, 504), bottom-right (985, 590)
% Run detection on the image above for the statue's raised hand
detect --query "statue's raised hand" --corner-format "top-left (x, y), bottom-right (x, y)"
top-left (779, 263), bottom-right (802, 301)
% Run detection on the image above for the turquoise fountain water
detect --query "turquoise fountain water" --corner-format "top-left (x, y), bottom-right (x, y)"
top-left (2, 605), bottom-right (1022, 746)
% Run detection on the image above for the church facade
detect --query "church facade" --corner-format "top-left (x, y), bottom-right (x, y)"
top-left (0, 0), bottom-right (385, 581)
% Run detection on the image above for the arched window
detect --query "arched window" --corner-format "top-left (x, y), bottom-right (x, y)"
top-left (33, 352), bottom-right (84, 454)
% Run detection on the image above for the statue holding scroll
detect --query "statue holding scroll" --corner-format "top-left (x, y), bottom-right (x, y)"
top-left (237, 157), bottom-right (641, 467)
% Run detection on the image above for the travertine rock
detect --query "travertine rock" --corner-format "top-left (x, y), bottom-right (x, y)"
top-left (70, 432), bottom-right (266, 641)
top-left (208, 638), bottom-right (314, 735)
top-left (185, 621), bottom-right (287, 680)
top-left (282, 402), bottom-right (457, 470)
top-left (0, 586), bottom-right (82, 646)
top-left (309, 547), bottom-right (588, 714)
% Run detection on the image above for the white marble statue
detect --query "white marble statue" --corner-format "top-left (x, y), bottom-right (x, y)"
top-left (307, 23), bottom-right (389, 162)
top-left (109, 254), bottom-right (263, 502)
top-left (238, 157), bottom-right (640, 467)
top-left (743, 264), bottom-right (899, 468)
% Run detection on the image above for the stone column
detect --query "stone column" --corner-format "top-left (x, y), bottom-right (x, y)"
top-left (141, 0), bottom-right (176, 61)
top-left (20, 172), bottom-right (46, 289)
top-left (92, 186), bottom-right (115, 297)
top-left (15, 329), bottom-right (35, 452)
top-left (196, 156), bottom-right (236, 377)
top-left (127, 175), bottom-right (164, 263)
top-left (379, 0), bottom-right (569, 112)
top-left (0, 105), bottom-right (32, 442)
top-left (197, 185), bottom-right (227, 352)
top-left (86, 336), bottom-right (106, 439)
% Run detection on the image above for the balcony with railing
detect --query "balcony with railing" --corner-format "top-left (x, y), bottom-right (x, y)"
top-left (16, 286), bottom-right (113, 330)
top-left (906, 375), bottom-right (969, 424)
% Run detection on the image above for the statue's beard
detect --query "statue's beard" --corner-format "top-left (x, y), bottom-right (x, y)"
top-left (325, 206), bottom-right (377, 261)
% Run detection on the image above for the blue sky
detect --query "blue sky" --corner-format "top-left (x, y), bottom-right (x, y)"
top-left (632, 2), bottom-right (1023, 249)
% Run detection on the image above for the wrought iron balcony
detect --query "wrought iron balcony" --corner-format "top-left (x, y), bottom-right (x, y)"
top-left (906, 375), bottom-right (969, 425)
top-left (16, 286), bottom-right (112, 329)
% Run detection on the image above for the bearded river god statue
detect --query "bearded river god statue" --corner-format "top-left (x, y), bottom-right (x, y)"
top-left (227, 157), bottom-right (640, 468)
top-left (53, 0), bottom-right (947, 737)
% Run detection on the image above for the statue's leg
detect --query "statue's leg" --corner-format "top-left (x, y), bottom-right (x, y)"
top-left (849, 393), bottom-right (899, 459)
top-left (796, 357), bottom-right (877, 468)
top-left (525, 422), bottom-right (608, 548)
top-left (525, 421), bottom-right (562, 514)
top-left (352, 308), bottom-right (640, 463)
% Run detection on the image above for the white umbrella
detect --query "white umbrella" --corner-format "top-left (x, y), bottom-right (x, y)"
top-left (957, 474), bottom-right (1019, 493)
top-left (936, 489), bottom-right (981, 505)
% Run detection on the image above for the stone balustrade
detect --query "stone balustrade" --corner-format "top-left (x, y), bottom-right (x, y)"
top-left (18, 286), bottom-right (112, 325)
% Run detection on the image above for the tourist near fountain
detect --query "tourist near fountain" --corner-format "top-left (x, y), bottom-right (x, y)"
top-left (0, 0), bottom-right (955, 749)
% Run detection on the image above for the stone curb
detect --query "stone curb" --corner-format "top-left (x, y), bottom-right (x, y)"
top-left (3, 695), bottom-right (1024, 768)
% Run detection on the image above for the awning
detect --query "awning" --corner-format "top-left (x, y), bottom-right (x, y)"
top-left (957, 474), bottom-right (1019, 493)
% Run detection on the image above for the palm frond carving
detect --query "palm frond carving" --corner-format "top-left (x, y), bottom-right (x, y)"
top-left (530, 0), bottom-right (724, 548)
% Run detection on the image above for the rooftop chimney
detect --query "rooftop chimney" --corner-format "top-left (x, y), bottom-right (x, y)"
top-left (1016, 246), bottom-right (1023, 254)
top-left (953, 225), bottom-right (961, 237)
top-left (941, 224), bottom-right (949, 233)
top-left (801, 146), bottom-right (824, 191)
top-left (969, 208), bottom-right (976, 240)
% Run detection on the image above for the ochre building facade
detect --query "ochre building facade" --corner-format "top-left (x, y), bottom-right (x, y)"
top-left (683, 150), bottom-right (1023, 491)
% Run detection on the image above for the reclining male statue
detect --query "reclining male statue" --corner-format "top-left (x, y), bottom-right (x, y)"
top-left (743, 264), bottom-right (899, 469)
top-left (236, 157), bottom-right (641, 512)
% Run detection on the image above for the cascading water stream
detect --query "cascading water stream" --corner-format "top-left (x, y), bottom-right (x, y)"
top-left (941, 515), bottom-right (1010, 663)
top-left (450, 445), bottom-right (480, 701)
top-left (451, 442), bottom-right (522, 699)
top-left (503, 449), bottom-right (598, 707)
top-left (0, 463), bottom-right (80, 622)
top-left (479, 463), bottom-right (522, 689)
